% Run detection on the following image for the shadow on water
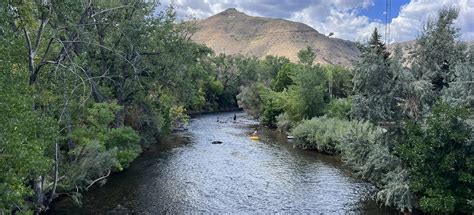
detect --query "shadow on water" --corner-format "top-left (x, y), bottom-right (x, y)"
top-left (49, 112), bottom-right (397, 214)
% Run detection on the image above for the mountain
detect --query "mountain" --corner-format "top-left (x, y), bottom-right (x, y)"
top-left (388, 40), bottom-right (474, 57)
top-left (191, 8), bottom-right (360, 68)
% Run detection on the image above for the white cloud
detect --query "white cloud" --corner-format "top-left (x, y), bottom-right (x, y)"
top-left (158, 0), bottom-right (474, 42)
top-left (289, 3), bottom-right (384, 42)
top-left (389, 0), bottom-right (474, 42)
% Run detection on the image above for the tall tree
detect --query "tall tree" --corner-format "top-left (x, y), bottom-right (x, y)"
top-left (352, 28), bottom-right (395, 123)
top-left (297, 46), bottom-right (316, 67)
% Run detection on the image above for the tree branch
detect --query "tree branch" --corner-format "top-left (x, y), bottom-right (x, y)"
top-left (86, 170), bottom-right (111, 190)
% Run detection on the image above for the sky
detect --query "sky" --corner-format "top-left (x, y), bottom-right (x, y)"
top-left (158, 0), bottom-right (474, 43)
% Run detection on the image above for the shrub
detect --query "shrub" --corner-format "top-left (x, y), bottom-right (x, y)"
top-left (236, 84), bottom-right (265, 117)
top-left (169, 106), bottom-right (190, 130)
top-left (291, 116), bottom-right (353, 154)
top-left (340, 121), bottom-right (414, 212)
top-left (105, 127), bottom-right (142, 169)
top-left (276, 113), bottom-right (292, 132)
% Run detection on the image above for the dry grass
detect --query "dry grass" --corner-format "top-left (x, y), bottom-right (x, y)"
top-left (191, 8), bottom-right (360, 68)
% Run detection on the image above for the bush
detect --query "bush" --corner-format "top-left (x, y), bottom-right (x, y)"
top-left (169, 106), bottom-right (190, 130)
top-left (291, 116), bottom-right (353, 154)
top-left (276, 113), bottom-right (292, 132)
top-left (340, 121), bottom-right (414, 212)
top-left (105, 127), bottom-right (142, 169)
top-left (236, 84), bottom-right (265, 117)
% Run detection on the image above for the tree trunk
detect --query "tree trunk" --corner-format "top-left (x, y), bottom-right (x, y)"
top-left (114, 82), bottom-right (125, 128)
top-left (33, 176), bottom-right (44, 215)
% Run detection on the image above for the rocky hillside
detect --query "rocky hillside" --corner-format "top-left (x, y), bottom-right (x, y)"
top-left (388, 40), bottom-right (474, 64)
top-left (191, 8), bottom-right (360, 68)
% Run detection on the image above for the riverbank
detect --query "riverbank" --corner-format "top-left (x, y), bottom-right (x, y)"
top-left (48, 112), bottom-right (396, 214)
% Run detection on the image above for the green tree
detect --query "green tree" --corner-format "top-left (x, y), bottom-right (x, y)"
top-left (324, 65), bottom-right (352, 99)
top-left (263, 55), bottom-right (291, 81)
top-left (297, 46), bottom-right (316, 66)
top-left (271, 63), bottom-right (301, 92)
top-left (0, 62), bottom-right (57, 214)
top-left (352, 28), bottom-right (395, 123)
top-left (413, 7), bottom-right (467, 93)
top-left (397, 103), bottom-right (473, 214)
top-left (294, 66), bottom-right (327, 119)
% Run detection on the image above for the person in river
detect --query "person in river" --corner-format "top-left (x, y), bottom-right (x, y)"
top-left (233, 114), bottom-right (237, 121)
top-left (252, 129), bottom-right (258, 136)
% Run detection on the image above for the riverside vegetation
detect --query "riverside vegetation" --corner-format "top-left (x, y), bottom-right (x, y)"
top-left (0, 1), bottom-right (472, 215)
top-left (236, 8), bottom-right (473, 215)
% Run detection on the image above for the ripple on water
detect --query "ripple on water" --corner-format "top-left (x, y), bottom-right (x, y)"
top-left (49, 112), bottom-right (397, 214)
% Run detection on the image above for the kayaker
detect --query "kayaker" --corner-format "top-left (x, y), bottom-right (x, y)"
top-left (233, 114), bottom-right (237, 121)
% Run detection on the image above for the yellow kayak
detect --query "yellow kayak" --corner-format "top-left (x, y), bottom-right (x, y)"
top-left (250, 135), bottom-right (259, 140)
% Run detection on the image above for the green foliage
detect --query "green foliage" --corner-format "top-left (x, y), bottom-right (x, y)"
top-left (297, 46), bottom-right (316, 66)
top-left (0, 67), bottom-right (57, 212)
top-left (291, 117), bottom-right (353, 154)
top-left (105, 127), bottom-right (141, 168)
top-left (276, 113), bottom-right (292, 132)
top-left (237, 84), bottom-right (265, 118)
top-left (413, 7), bottom-right (467, 92)
top-left (352, 28), bottom-right (396, 123)
top-left (323, 65), bottom-right (353, 99)
top-left (292, 66), bottom-right (327, 119)
top-left (272, 63), bottom-right (300, 92)
top-left (441, 47), bottom-right (474, 108)
top-left (397, 102), bottom-right (473, 214)
top-left (69, 102), bottom-right (141, 178)
top-left (169, 106), bottom-right (190, 130)
top-left (326, 98), bottom-right (352, 120)
top-left (263, 55), bottom-right (291, 80)
top-left (340, 121), bottom-right (414, 211)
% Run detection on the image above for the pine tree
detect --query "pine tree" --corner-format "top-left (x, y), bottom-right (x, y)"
top-left (352, 28), bottom-right (395, 123)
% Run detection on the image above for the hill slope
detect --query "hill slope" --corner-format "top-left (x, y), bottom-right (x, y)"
top-left (191, 8), bottom-right (360, 67)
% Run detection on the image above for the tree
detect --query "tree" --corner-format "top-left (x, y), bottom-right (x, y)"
top-left (441, 46), bottom-right (474, 108)
top-left (412, 7), bottom-right (467, 93)
top-left (0, 57), bottom-right (57, 214)
top-left (1, 1), bottom-right (216, 213)
top-left (263, 55), bottom-right (290, 82)
top-left (297, 46), bottom-right (316, 66)
top-left (271, 63), bottom-right (301, 92)
top-left (295, 66), bottom-right (327, 119)
top-left (323, 65), bottom-right (352, 99)
top-left (397, 103), bottom-right (473, 214)
top-left (352, 28), bottom-right (395, 123)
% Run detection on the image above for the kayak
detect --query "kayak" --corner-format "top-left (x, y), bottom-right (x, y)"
top-left (250, 136), bottom-right (259, 140)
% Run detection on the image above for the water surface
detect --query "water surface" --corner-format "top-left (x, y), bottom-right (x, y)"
top-left (50, 112), bottom-right (396, 214)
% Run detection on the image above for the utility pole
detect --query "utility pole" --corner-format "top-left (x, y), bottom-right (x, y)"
top-left (385, 0), bottom-right (391, 44)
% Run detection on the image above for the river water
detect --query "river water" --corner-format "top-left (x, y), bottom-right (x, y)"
top-left (50, 112), bottom-right (396, 214)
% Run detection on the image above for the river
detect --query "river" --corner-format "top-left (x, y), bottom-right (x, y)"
top-left (49, 112), bottom-right (396, 214)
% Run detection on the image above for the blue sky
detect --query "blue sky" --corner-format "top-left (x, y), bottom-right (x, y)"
top-left (160, 0), bottom-right (474, 42)
top-left (359, 0), bottom-right (410, 23)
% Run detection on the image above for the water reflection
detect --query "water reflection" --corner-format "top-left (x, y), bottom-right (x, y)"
top-left (49, 112), bottom-right (396, 214)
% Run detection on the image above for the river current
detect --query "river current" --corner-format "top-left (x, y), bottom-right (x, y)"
top-left (50, 112), bottom-right (396, 214)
